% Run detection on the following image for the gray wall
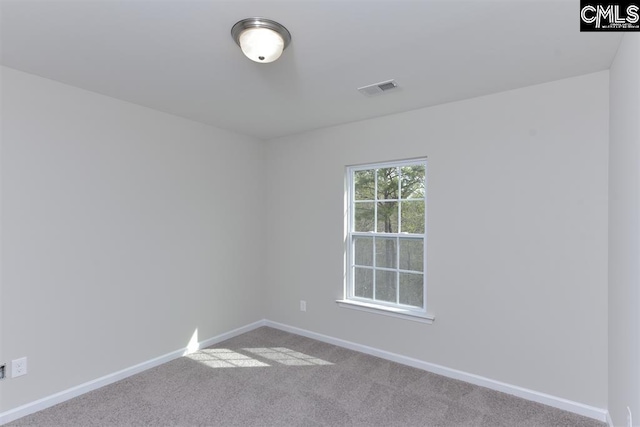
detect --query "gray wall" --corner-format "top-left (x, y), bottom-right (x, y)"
top-left (609, 34), bottom-right (640, 427)
top-left (265, 72), bottom-right (609, 408)
top-left (0, 66), bottom-right (266, 411)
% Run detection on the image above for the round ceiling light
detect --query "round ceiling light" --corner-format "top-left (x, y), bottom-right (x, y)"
top-left (231, 18), bottom-right (291, 63)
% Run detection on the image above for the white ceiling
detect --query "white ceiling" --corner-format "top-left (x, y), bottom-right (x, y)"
top-left (0, 0), bottom-right (622, 140)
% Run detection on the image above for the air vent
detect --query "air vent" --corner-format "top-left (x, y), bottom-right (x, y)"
top-left (358, 79), bottom-right (399, 96)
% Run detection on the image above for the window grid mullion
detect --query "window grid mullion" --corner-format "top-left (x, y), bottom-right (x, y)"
top-left (351, 265), bottom-right (422, 274)
top-left (372, 236), bottom-right (376, 301)
top-left (396, 167), bottom-right (401, 304)
top-left (396, 236), bottom-right (400, 304)
top-left (373, 168), bottom-right (378, 301)
top-left (423, 171), bottom-right (428, 310)
top-left (398, 167), bottom-right (402, 233)
top-left (374, 168), bottom-right (378, 233)
top-left (350, 171), bottom-right (355, 298)
top-left (351, 231), bottom-right (424, 238)
top-left (395, 166), bottom-right (402, 304)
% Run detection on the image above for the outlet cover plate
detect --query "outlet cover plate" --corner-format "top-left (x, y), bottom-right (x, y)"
top-left (12, 357), bottom-right (27, 378)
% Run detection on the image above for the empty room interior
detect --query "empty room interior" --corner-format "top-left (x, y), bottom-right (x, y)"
top-left (0, 0), bottom-right (639, 426)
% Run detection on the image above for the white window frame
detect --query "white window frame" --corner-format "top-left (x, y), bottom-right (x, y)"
top-left (338, 158), bottom-right (434, 323)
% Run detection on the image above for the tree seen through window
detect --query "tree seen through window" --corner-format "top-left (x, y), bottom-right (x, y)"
top-left (349, 161), bottom-right (426, 309)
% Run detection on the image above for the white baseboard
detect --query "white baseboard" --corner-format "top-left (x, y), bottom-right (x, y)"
top-left (0, 318), bottom-right (608, 425)
top-left (606, 411), bottom-right (614, 427)
top-left (0, 320), bottom-right (266, 426)
top-left (264, 320), bottom-right (608, 423)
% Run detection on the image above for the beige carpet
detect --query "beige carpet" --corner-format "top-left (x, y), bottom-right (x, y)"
top-left (9, 327), bottom-right (605, 426)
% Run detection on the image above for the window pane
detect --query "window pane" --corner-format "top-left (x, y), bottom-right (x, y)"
top-left (377, 167), bottom-right (399, 200)
top-left (377, 201), bottom-right (398, 233)
top-left (354, 237), bottom-right (373, 266)
top-left (347, 160), bottom-right (427, 314)
top-left (399, 238), bottom-right (423, 272)
top-left (400, 200), bottom-right (424, 234)
top-left (375, 270), bottom-right (397, 303)
top-left (354, 202), bottom-right (375, 232)
top-left (399, 273), bottom-right (423, 307)
top-left (400, 165), bottom-right (425, 199)
top-left (375, 237), bottom-right (397, 268)
top-left (354, 267), bottom-right (373, 299)
top-left (354, 170), bottom-right (375, 200)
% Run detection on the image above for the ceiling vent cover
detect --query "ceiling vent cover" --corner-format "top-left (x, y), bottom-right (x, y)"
top-left (358, 79), bottom-right (399, 96)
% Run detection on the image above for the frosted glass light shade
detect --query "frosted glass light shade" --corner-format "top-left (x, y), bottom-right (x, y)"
top-left (231, 18), bottom-right (291, 64)
top-left (239, 27), bottom-right (284, 63)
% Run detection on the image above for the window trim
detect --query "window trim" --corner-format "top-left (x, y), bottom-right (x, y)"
top-left (342, 158), bottom-right (432, 321)
top-left (335, 299), bottom-right (435, 324)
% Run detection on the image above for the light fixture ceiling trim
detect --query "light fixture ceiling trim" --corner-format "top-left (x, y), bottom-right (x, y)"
top-left (231, 18), bottom-right (291, 63)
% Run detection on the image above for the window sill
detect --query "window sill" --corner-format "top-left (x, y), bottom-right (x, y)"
top-left (336, 300), bottom-right (435, 324)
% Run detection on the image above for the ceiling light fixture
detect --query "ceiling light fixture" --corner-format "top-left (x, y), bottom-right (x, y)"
top-left (231, 18), bottom-right (291, 64)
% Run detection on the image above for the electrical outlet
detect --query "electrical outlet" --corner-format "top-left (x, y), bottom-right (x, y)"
top-left (300, 300), bottom-right (306, 312)
top-left (12, 357), bottom-right (27, 378)
top-left (0, 364), bottom-right (5, 380)
top-left (627, 406), bottom-right (633, 427)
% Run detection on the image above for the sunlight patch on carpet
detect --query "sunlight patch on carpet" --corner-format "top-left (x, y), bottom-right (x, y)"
top-left (243, 347), bottom-right (333, 366)
top-left (186, 347), bottom-right (333, 369)
top-left (186, 349), bottom-right (270, 368)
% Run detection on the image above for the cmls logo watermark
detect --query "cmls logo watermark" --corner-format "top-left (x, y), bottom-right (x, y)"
top-left (580, 1), bottom-right (640, 30)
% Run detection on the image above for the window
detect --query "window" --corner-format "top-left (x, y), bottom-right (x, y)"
top-left (342, 158), bottom-right (430, 321)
